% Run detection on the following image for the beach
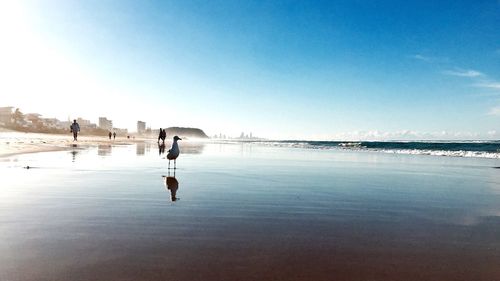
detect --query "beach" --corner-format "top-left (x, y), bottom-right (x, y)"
top-left (1, 139), bottom-right (499, 281)
top-left (0, 131), bottom-right (148, 158)
top-left (2, 0), bottom-right (498, 279)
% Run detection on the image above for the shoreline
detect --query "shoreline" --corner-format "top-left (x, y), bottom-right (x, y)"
top-left (1, 131), bottom-right (498, 160)
top-left (2, 139), bottom-right (499, 281)
top-left (0, 132), bottom-right (152, 158)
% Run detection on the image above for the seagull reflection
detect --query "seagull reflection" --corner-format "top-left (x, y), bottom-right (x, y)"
top-left (163, 174), bottom-right (179, 201)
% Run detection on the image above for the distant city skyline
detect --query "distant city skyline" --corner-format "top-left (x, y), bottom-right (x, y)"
top-left (0, 104), bottom-right (259, 138)
top-left (0, 106), bottom-right (133, 135)
top-left (0, 1), bottom-right (499, 140)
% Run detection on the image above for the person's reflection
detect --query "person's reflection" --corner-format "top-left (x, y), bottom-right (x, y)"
top-left (158, 143), bottom-right (166, 155)
top-left (70, 150), bottom-right (78, 162)
top-left (163, 174), bottom-right (179, 201)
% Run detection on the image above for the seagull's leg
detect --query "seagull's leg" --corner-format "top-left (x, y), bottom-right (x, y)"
top-left (168, 160), bottom-right (170, 169)
top-left (174, 159), bottom-right (176, 169)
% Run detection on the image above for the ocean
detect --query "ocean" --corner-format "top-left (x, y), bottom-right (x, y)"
top-left (242, 140), bottom-right (500, 159)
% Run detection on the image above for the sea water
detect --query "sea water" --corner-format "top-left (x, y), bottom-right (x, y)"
top-left (1, 142), bottom-right (499, 281)
top-left (246, 140), bottom-right (500, 158)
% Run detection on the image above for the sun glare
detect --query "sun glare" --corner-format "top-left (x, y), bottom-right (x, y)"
top-left (0, 2), bottom-right (119, 123)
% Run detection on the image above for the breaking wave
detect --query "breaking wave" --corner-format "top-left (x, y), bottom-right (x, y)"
top-left (245, 140), bottom-right (500, 159)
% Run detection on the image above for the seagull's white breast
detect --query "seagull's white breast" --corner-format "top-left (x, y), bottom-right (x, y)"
top-left (167, 141), bottom-right (180, 160)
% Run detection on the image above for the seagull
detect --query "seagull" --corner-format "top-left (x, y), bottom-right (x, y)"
top-left (167, 135), bottom-right (182, 169)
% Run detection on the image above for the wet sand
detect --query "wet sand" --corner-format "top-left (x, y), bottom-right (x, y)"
top-left (1, 143), bottom-right (500, 281)
top-left (0, 132), bottom-right (149, 157)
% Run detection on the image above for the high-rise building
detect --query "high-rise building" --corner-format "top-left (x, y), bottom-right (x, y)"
top-left (0, 107), bottom-right (14, 125)
top-left (137, 121), bottom-right (146, 133)
top-left (77, 118), bottom-right (91, 126)
top-left (77, 118), bottom-right (96, 129)
top-left (99, 117), bottom-right (113, 131)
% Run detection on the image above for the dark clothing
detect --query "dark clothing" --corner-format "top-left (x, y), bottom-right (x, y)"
top-left (70, 122), bottom-right (80, 141)
top-left (158, 129), bottom-right (166, 143)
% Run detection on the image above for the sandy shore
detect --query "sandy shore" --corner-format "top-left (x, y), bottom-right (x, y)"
top-left (1, 143), bottom-right (499, 281)
top-left (0, 131), bottom-right (151, 158)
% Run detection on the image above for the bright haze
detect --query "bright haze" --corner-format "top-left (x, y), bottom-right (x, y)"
top-left (0, 1), bottom-right (499, 140)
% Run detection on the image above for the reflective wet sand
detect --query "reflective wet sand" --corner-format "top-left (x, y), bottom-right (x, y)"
top-left (1, 143), bottom-right (500, 281)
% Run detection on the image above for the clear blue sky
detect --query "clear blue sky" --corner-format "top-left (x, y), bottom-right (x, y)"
top-left (1, 0), bottom-right (499, 139)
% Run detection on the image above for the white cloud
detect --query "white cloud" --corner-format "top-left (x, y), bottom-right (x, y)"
top-left (488, 106), bottom-right (500, 116)
top-left (476, 82), bottom-right (500, 90)
top-left (442, 69), bottom-right (483, 77)
top-left (411, 54), bottom-right (432, 62)
top-left (410, 54), bottom-right (449, 64)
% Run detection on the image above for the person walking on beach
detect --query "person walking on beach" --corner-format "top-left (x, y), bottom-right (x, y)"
top-left (70, 120), bottom-right (80, 141)
top-left (158, 128), bottom-right (166, 144)
top-left (113, 132), bottom-right (116, 140)
top-left (162, 129), bottom-right (166, 142)
top-left (108, 131), bottom-right (112, 140)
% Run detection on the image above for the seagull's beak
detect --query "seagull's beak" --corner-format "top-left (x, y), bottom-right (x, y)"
top-left (178, 138), bottom-right (182, 140)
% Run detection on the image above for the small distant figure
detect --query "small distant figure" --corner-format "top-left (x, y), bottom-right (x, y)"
top-left (70, 120), bottom-right (80, 141)
top-left (127, 135), bottom-right (130, 139)
top-left (113, 132), bottom-right (116, 140)
top-left (108, 131), bottom-right (112, 140)
top-left (167, 136), bottom-right (181, 169)
top-left (158, 128), bottom-right (166, 144)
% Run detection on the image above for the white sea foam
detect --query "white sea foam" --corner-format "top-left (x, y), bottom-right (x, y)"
top-left (375, 149), bottom-right (500, 159)
top-left (244, 141), bottom-right (500, 159)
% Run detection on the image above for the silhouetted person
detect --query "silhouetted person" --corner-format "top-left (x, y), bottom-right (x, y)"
top-left (108, 131), bottom-right (112, 140)
top-left (70, 120), bottom-right (80, 141)
top-left (164, 176), bottom-right (179, 201)
top-left (158, 128), bottom-right (166, 144)
top-left (113, 132), bottom-right (116, 139)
